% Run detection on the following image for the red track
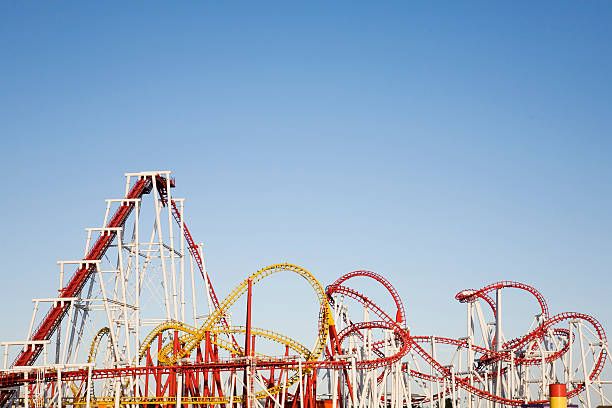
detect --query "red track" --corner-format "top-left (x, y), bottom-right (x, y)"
top-left (328, 273), bottom-right (608, 406)
top-left (12, 177), bottom-right (154, 369)
top-left (0, 175), bottom-right (608, 408)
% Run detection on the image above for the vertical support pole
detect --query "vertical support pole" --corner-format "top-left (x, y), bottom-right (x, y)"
top-left (189, 251), bottom-right (198, 327)
top-left (61, 302), bottom-right (75, 363)
top-left (57, 368), bottom-right (62, 408)
top-left (350, 357), bottom-right (356, 408)
top-left (578, 322), bottom-right (591, 408)
top-left (429, 337), bottom-right (434, 408)
top-left (59, 263), bottom-right (65, 295)
top-left (135, 199), bottom-right (141, 358)
top-left (116, 230), bottom-right (132, 359)
top-left (540, 340), bottom-right (546, 399)
top-left (177, 371), bottom-right (183, 408)
top-left (332, 367), bottom-right (338, 408)
top-left (406, 360), bottom-right (412, 408)
top-left (467, 301), bottom-right (474, 408)
top-left (152, 175), bottom-right (172, 320)
top-left (243, 278), bottom-right (253, 408)
top-left (280, 367), bottom-right (288, 408)
top-left (299, 359), bottom-right (305, 408)
top-left (56, 312), bottom-right (62, 364)
top-left (125, 175), bottom-right (131, 200)
top-left (156, 333), bottom-right (162, 400)
top-left (27, 301), bottom-right (40, 340)
top-left (86, 365), bottom-right (92, 408)
top-left (567, 323), bottom-right (573, 390)
top-left (179, 199), bottom-right (186, 323)
top-left (96, 262), bottom-right (122, 362)
top-left (495, 288), bottom-right (502, 405)
top-left (451, 365), bottom-right (456, 408)
top-left (114, 378), bottom-right (120, 408)
top-left (165, 176), bottom-right (179, 321)
top-left (24, 371), bottom-right (29, 408)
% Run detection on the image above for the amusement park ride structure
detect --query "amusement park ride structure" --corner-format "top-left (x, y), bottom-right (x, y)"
top-left (0, 171), bottom-right (610, 408)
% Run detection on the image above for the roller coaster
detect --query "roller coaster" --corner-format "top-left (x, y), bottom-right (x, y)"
top-left (0, 171), bottom-right (610, 408)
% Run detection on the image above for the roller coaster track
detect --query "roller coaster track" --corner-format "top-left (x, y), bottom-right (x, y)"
top-left (0, 172), bottom-right (609, 408)
top-left (139, 263), bottom-right (333, 365)
top-left (329, 272), bottom-right (608, 406)
top-left (0, 271), bottom-right (607, 407)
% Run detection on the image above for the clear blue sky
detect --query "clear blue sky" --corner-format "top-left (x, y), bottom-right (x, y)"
top-left (1, 2), bottom-right (611, 356)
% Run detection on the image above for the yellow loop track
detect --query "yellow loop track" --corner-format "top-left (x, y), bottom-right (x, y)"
top-left (130, 263), bottom-right (333, 404)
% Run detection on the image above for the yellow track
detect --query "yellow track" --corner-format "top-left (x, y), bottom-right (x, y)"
top-left (72, 264), bottom-right (328, 406)
top-left (132, 263), bottom-right (333, 404)
top-left (139, 263), bottom-right (332, 362)
top-left (87, 327), bottom-right (111, 364)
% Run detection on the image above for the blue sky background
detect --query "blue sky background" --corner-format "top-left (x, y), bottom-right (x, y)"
top-left (1, 1), bottom-right (611, 359)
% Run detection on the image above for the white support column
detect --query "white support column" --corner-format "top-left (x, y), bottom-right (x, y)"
top-left (116, 230), bottom-right (132, 359)
top-left (495, 288), bottom-right (502, 405)
top-left (27, 301), bottom-right (40, 341)
top-left (406, 360), bottom-right (412, 408)
top-left (114, 378), bottom-right (121, 408)
top-left (429, 337), bottom-right (434, 408)
top-left (24, 370), bottom-right (29, 408)
top-left (95, 262), bottom-right (123, 362)
top-left (190, 252), bottom-right (197, 327)
top-left (351, 356), bottom-right (357, 408)
top-left (280, 367), bottom-right (288, 408)
top-left (165, 176), bottom-right (179, 321)
top-left (86, 364), bottom-right (92, 408)
top-left (3, 343), bottom-right (7, 370)
top-left (176, 371), bottom-right (183, 408)
top-left (467, 301), bottom-right (475, 408)
top-left (298, 359), bottom-right (304, 408)
top-left (60, 301), bottom-right (75, 363)
top-left (178, 199), bottom-right (186, 323)
top-left (578, 322), bottom-right (592, 408)
top-left (134, 198), bottom-right (141, 355)
top-left (102, 199), bottom-right (112, 235)
top-left (57, 367), bottom-right (62, 408)
top-left (152, 177), bottom-right (172, 320)
top-left (451, 365), bottom-right (456, 408)
top-left (332, 366), bottom-right (338, 408)
top-left (568, 322), bottom-right (574, 390)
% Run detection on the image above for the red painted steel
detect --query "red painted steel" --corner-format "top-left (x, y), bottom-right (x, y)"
top-left (243, 278), bottom-right (253, 407)
top-left (0, 175), bottom-right (608, 408)
top-left (12, 177), bottom-right (153, 369)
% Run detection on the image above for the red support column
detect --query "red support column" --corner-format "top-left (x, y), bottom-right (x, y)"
top-left (312, 370), bottom-right (317, 408)
top-left (156, 333), bottom-right (163, 407)
top-left (243, 278), bottom-right (253, 408)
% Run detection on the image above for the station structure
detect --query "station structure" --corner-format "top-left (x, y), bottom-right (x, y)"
top-left (0, 171), bottom-right (610, 408)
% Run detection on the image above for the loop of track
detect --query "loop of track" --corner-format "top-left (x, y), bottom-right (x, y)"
top-left (135, 263), bottom-right (332, 404)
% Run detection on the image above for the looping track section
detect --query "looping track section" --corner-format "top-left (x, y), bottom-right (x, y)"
top-left (0, 171), bottom-right (610, 408)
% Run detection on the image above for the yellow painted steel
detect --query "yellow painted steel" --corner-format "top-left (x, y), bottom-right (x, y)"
top-left (550, 396), bottom-right (567, 408)
top-left (131, 263), bottom-right (333, 405)
top-left (87, 327), bottom-right (110, 364)
top-left (70, 396), bottom-right (251, 406)
top-left (68, 264), bottom-right (329, 407)
top-left (139, 263), bottom-right (332, 363)
top-left (213, 325), bottom-right (312, 358)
